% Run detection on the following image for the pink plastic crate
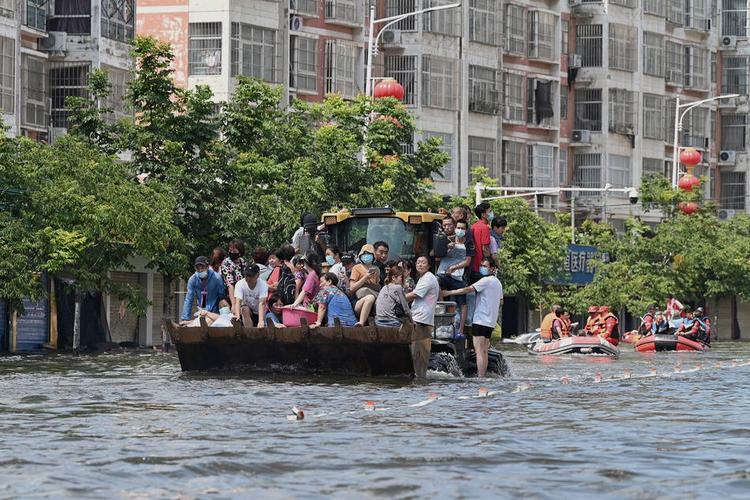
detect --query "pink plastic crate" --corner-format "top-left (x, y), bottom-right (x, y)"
top-left (282, 307), bottom-right (318, 327)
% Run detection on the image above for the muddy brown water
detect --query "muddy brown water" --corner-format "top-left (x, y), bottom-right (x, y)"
top-left (1, 343), bottom-right (749, 498)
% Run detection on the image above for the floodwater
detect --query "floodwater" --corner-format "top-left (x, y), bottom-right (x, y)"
top-left (1, 343), bottom-right (750, 499)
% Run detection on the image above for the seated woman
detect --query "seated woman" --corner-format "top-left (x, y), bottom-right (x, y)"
top-left (375, 267), bottom-right (411, 327)
top-left (348, 244), bottom-right (381, 326)
top-left (311, 273), bottom-right (358, 328)
top-left (186, 299), bottom-right (233, 327)
top-left (288, 253), bottom-right (321, 308)
top-left (264, 294), bottom-right (286, 329)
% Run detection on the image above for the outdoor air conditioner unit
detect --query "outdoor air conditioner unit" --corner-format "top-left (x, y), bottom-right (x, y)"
top-left (572, 129), bottom-right (591, 143)
top-left (721, 36), bottom-right (737, 49)
top-left (381, 29), bottom-right (402, 45)
top-left (568, 54), bottom-right (582, 69)
top-left (40, 31), bottom-right (67, 52)
top-left (718, 209), bottom-right (737, 221)
top-left (720, 96), bottom-right (737, 107)
top-left (290, 15), bottom-right (304, 31)
top-left (719, 150), bottom-right (737, 164)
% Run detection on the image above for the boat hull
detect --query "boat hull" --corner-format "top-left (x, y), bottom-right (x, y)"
top-left (528, 335), bottom-right (619, 356)
top-left (165, 321), bottom-right (427, 376)
top-left (635, 334), bottom-right (708, 353)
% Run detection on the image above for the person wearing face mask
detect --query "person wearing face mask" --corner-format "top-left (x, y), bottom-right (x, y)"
top-left (186, 299), bottom-right (233, 327)
top-left (349, 244), bottom-right (381, 326)
top-left (180, 256), bottom-right (226, 325)
top-left (435, 216), bottom-right (470, 335)
top-left (443, 257), bottom-right (503, 378)
top-left (471, 203), bottom-right (493, 280)
top-left (450, 207), bottom-right (475, 279)
top-left (220, 239), bottom-right (248, 311)
top-left (325, 246), bottom-right (349, 292)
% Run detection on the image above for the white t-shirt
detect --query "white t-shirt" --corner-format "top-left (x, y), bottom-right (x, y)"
top-left (471, 276), bottom-right (503, 328)
top-left (234, 278), bottom-right (269, 313)
top-left (411, 272), bottom-right (440, 326)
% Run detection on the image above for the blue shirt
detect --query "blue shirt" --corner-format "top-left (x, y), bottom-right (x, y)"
top-left (314, 286), bottom-right (358, 327)
top-left (181, 268), bottom-right (225, 321)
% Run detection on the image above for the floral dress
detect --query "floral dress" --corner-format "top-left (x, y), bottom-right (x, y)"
top-left (220, 257), bottom-right (247, 290)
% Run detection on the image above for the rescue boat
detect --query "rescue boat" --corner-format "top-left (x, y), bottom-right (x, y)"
top-left (634, 334), bottom-right (708, 352)
top-left (622, 331), bottom-right (639, 344)
top-left (528, 335), bottom-right (619, 356)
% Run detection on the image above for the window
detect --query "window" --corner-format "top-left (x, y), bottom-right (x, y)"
top-left (721, 114), bottom-right (746, 150)
top-left (501, 140), bottom-right (525, 186)
top-left (291, 36), bottom-right (317, 92)
top-left (422, 55), bottom-right (455, 110)
top-left (559, 148), bottom-right (568, 184)
top-left (561, 19), bottom-right (569, 55)
top-left (574, 88), bottom-right (602, 131)
top-left (0, 37), bottom-right (14, 114)
top-left (665, 98), bottom-right (676, 141)
top-left (101, 0), bottom-right (134, 42)
top-left (231, 23), bottom-right (279, 83)
top-left (643, 32), bottom-right (664, 77)
top-left (189, 23), bottom-right (222, 76)
top-left (609, 23), bottom-right (636, 72)
top-left (643, 94), bottom-right (664, 140)
top-left (325, 0), bottom-right (360, 26)
top-left (608, 154), bottom-right (631, 193)
top-left (49, 62), bottom-right (90, 128)
top-left (503, 71), bottom-right (524, 122)
top-left (324, 40), bottom-right (357, 98)
top-left (386, 0), bottom-right (416, 31)
top-left (666, 40), bottom-right (683, 85)
top-left (682, 107), bottom-right (707, 148)
top-left (384, 55), bottom-right (417, 106)
top-left (560, 85), bottom-right (568, 120)
top-left (720, 171), bottom-right (746, 210)
top-left (643, 157), bottom-right (666, 177)
top-left (470, 0), bottom-right (502, 46)
top-left (102, 65), bottom-right (130, 122)
top-left (504, 4), bottom-right (525, 55)
top-left (423, 0), bottom-right (460, 36)
top-left (574, 153), bottom-right (602, 197)
top-left (469, 65), bottom-right (500, 114)
top-left (722, 0), bottom-right (747, 36)
top-left (611, 0), bottom-right (636, 7)
top-left (722, 56), bottom-right (747, 94)
top-left (685, 46), bottom-right (707, 90)
top-left (609, 89), bottom-right (636, 134)
top-left (469, 136), bottom-right (497, 178)
top-left (0, 0), bottom-right (14, 19)
top-left (667, 0), bottom-right (682, 25)
top-left (49, 0), bottom-right (91, 35)
top-left (22, 55), bottom-right (47, 129)
top-left (685, 0), bottom-right (707, 29)
top-left (644, 0), bottom-right (665, 16)
top-left (528, 144), bottom-right (555, 187)
top-left (424, 131), bottom-right (454, 181)
top-left (294, 0), bottom-right (320, 17)
top-left (25, 0), bottom-right (51, 31)
top-left (711, 51), bottom-right (717, 84)
top-left (527, 78), bottom-right (556, 127)
top-left (576, 24), bottom-right (603, 67)
top-left (528, 10), bottom-right (556, 61)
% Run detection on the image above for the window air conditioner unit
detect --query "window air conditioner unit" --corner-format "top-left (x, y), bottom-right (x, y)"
top-left (40, 31), bottom-right (67, 52)
top-left (719, 150), bottom-right (736, 164)
top-left (572, 129), bottom-right (591, 143)
top-left (568, 54), bottom-right (582, 69)
top-left (721, 36), bottom-right (737, 49)
top-left (720, 96), bottom-right (737, 107)
top-left (290, 15), bottom-right (304, 31)
top-left (381, 29), bottom-right (402, 45)
top-left (718, 209), bottom-right (737, 220)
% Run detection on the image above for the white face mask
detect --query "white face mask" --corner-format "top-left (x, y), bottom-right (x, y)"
top-left (219, 306), bottom-right (231, 316)
top-left (197, 271), bottom-right (208, 279)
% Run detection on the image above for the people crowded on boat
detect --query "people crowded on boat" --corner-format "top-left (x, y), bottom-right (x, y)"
top-left (676, 306), bottom-right (711, 345)
top-left (180, 256), bottom-right (226, 325)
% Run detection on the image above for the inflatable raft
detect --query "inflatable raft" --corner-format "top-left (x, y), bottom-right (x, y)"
top-left (528, 335), bottom-right (619, 356)
top-left (634, 334), bottom-right (708, 352)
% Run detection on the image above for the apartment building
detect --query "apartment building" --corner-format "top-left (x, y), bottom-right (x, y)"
top-left (0, 0), bottom-right (134, 141)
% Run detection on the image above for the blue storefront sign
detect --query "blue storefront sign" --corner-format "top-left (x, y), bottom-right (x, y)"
top-left (560, 244), bottom-right (610, 285)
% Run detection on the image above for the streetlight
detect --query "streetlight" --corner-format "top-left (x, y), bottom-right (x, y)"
top-left (671, 94), bottom-right (740, 188)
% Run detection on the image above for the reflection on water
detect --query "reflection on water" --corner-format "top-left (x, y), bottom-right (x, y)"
top-left (1, 344), bottom-right (750, 498)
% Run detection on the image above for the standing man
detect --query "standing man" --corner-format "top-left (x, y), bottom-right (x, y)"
top-left (443, 257), bottom-right (503, 378)
top-left (471, 203), bottom-right (493, 278)
top-left (221, 239), bottom-right (248, 311)
top-left (233, 265), bottom-right (269, 328)
top-left (373, 241), bottom-right (390, 285)
top-left (435, 216), bottom-right (470, 335)
top-left (181, 256), bottom-right (226, 325)
top-left (405, 255), bottom-right (440, 379)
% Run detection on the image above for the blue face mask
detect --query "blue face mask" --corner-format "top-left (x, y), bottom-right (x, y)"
top-left (219, 306), bottom-right (231, 316)
top-left (326, 255), bottom-right (336, 266)
top-left (479, 266), bottom-right (491, 276)
top-left (360, 253), bottom-right (374, 264)
top-left (197, 271), bottom-right (208, 279)
top-left (455, 229), bottom-right (466, 238)
top-left (487, 211), bottom-right (495, 221)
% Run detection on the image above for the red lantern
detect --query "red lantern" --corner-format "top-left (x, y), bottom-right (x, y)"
top-left (679, 201), bottom-right (699, 215)
top-left (679, 147), bottom-right (702, 167)
top-left (373, 78), bottom-right (405, 101)
top-left (678, 173), bottom-right (699, 192)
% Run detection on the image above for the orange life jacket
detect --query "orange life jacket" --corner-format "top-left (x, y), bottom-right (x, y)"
top-left (561, 318), bottom-right (571, 337)
top-left (540, 312), bottom-right (560, 340)
top-left (585, 315), bottom-right (600, 335)
top-left (598, 313), bottom-right (619, 337)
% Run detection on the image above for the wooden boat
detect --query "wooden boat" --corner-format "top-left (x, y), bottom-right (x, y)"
top-left (164, 318), bottom-right (430, 377)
